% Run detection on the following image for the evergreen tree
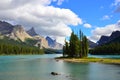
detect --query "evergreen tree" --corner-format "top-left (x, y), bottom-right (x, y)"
top-left (63, 39), bottom-right (69, 57)
top-left (74, 34), bottom-right (79, 57)
top-left (0, 38), bottom-right (44, 55)
top-left (63, 30), bottom-right (89, 58)
top-left (79, 30), bottom-right (83, 57)
top-left (69, 32), bottom-right (75, 57)
top-left (82, 36), bottom-right (88, 57)
top-left (63, 45), bottom-right (66, 57)
top-left (65, 40), bottom-right (69, 56)
top-left (90, 42), bottom-right (120, 55)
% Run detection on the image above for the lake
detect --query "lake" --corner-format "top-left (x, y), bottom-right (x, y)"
top-left (0, 54), bottom-right (120, 80)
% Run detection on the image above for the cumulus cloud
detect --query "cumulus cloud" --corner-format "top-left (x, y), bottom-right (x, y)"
top-left (0, 0), bottom-right (52, 10)
top-left (89, 20), bottom-right (120, 42)
top-left (83, 23), bottom-right (92, 28)
top-left (0, 0), bottom-right (82, 44)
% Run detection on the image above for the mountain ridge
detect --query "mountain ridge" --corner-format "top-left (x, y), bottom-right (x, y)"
top-left (97, 30), bottom-right (120, 45)
top-left (9, 25), bottom-right (32, 41)
top-left (0, 21), bottom-right (14, 35)
top-left (0, 21), bottom-right (63, 49)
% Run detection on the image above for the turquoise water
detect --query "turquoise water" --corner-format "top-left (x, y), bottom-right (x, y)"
top-left (88, 54), bottom-right (120, 59)
top-left (0, 54), bottom-right (120, 80)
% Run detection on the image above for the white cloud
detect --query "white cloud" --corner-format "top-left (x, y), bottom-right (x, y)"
top-left (0, 0), bottom-right (52, 10)
top-left (101, 15), bottom-right (112, 20)
top-left (89, 20), bottom-right (120, 42)
top-left (55, 36), bottom-right (66, 45)
top-left (0, 0), bottom-right (82, 44)
top-left (57, 0), bottom-right (64, 5)
top-left (83, 23), bottom-right (92, 28)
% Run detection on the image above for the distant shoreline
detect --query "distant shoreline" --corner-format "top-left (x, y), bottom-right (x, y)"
top-left (56, 57), bottom-right (120, 65)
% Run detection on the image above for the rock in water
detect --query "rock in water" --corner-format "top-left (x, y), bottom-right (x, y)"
top-left (51, 72), bottom-right (59, 75)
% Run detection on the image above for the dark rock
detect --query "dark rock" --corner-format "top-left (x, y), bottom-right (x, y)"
top-left (51, 72), bottom-right (59, 75)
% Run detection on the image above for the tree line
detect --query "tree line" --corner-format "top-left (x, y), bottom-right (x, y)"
top-left (63, 30), bottom-right (89, 58)
top-left (0, 37), bottom-right (44, 55)
top-left (90, 42), bottom-right (120, 55)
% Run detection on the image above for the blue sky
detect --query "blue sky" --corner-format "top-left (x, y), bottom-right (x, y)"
top-left (0, 0), bottom-right (120, 44)
top-left (54, 0), bottom-right (118, 32)
top-left (51, 0), bottom-right (120, 42)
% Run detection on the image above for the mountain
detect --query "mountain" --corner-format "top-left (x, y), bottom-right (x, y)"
top-left (109, 31), bottom-right (120, 41)
top-left (97, 30), bottom-right (120, 45)
top-left (27, 27), bottom-right (38, 36)
top-left (88, 40), bottom-right (97, 48)
top-left (108, 35), bottom-right (120, 43)
top-left (0, 21), bottom-right (14, 35)
top-left (46, 36), bottom-right (63, 49)
top-left (27, 27), bottom-right (48, 48)
top-left (0, 21), bottom-right (48, 49)
top-left (46, 36), bottom-right (55, 47)
top-left (33, 35), bottom-right (48, 48)
top-left (9, 25), bottom-right (32, 41)
top-left (0, 20), bottom-right (62, 49)
top-left (0, 21), bottom-right (32, 41)
top-left (97, 36), bottom-right (109, 45)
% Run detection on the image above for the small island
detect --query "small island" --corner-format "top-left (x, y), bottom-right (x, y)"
top-left (56, 30), bottom-right (120, 65)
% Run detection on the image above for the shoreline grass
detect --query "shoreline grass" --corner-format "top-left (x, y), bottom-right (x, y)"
top-left (55, 57), bottom-right (120, 65)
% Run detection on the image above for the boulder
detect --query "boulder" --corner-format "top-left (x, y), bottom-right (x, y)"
top-left (51, 72), bottom-right (59, 75)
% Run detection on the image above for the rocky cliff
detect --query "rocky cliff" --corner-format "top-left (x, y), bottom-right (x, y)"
top-left (33, 35), bottom-right (48, 48)
top-left (27, 27), bottom-right (49, 48)
top-left (9, 25), bottom-right (32, 41)
top-left (46, 36), bottom-right (63, 49)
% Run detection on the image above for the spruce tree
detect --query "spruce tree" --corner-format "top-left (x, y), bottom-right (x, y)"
top-left (63, 30), bottom-right (89, 58)
top-left (63, 45), bottom-right (66, 57)
top-left (74, 34), bottom-right (79, 57)
top-left (82, 36), bottom-right (88, 57)
top-left (69, 32), bottom-right (75, 57)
